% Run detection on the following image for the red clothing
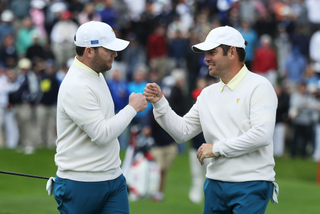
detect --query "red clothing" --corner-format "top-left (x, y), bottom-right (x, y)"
top-left (191, 88), bottom-right (202, 100)
top-left (147, 33), bottom-right (167, 59)
top-left (252, 47), bottom-right (277, 74)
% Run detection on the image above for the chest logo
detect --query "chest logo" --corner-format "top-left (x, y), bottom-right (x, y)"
top-left (237, 98), bottom-right (240, 103)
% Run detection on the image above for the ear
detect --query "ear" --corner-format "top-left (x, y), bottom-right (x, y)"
top-left (229, 46), bottom-right (236, 60)
top-left (85, 47), bottom-right (95, 58)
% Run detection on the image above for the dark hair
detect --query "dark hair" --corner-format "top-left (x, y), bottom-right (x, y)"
top-left (219, 42), bottom-right (247, 63)
top-left (74, 35), bottom-right (99, 56)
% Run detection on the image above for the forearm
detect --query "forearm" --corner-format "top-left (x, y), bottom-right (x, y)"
top-left (212, 121), bottom-right (275, 158)
top-left (153, 96), bottom-right (201, 143)
top-left (86, 105), bottom-right (137, 146)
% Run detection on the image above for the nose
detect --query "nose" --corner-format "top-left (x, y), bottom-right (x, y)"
top-left (204, 53), bottom-right (210, 62)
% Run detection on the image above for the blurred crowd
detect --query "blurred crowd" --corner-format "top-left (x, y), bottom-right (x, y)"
top-left (0, 0), bottom-right (320, 163)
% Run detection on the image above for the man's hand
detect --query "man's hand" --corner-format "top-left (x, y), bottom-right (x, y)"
top-left (197, 143), bottom-right (214, 165)
top-left (144, 83), bottom-right (163, 103)
top-left (129, 93), bottom-right (148, 113)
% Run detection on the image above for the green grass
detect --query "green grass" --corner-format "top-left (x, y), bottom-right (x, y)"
top-left (0, 147), bottom-right (320, 214)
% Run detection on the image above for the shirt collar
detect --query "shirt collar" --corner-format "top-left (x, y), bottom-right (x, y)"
top-left (73, 56), bottom-right (99, 76)
top-left (220, 65), bottom-right (248, 92)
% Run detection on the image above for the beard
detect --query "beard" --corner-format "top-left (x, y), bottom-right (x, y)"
top-left (91, 54), bottom-right (112, 73)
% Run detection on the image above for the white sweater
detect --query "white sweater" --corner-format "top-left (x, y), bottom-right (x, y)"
top-left (153, 67), bottom-right (278, 182)
top-left (55, 58), bottom-right (137, 182)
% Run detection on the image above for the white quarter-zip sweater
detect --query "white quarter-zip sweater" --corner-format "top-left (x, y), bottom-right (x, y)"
top-left (153, 65), bottom-right (278, 182)
top-left (55, 57), bottom-right (136, 182)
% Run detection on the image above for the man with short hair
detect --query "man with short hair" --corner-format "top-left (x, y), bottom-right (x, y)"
top-left (144, 26), bottom-right (279, 213)
top-left (52, 21), bottom-right (148, 214)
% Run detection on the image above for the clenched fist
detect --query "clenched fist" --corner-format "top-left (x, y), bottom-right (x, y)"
top-left (144, 83), bottom-right (163, 103)
top-left (129, 92), bottom-right (148, 113)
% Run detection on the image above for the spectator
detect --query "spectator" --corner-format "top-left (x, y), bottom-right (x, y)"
top-left (16, 16), bottom-right (39, 57)
top-left (273, 83), bottom-right (290, 157)
top-left (77, 2), bottom-right (101, 25)
top-left (128, 64), bottom-right (153, 128)
top-left (0, 34), bottom-right (18, 68)
top-left (185, 30), bottom-right (203, 93)
top-left (290, 24), bottom-right (310, 59)
top-left (9, 0), bottom-right (30, 22)
top-left (167, 14), bottom-right (188, 40)
top-left (107, 68), bottom-right (130, 150)
top-left (147, 23), bottom-right (168, 79)
top-left (0, 9), bottom-right (15, 46)
top-left (124, 0), bottom-right (145, 22)
top-left (55, 57), bottom-right (72, 85)
top-left (150, 111), bottom-right (178, 202)
top-left (175, 0), bottom-right (193, 31)
top-left (36, 60), bottom-right (59, 148)
top-left (50, 10), bottom-right (78, 69)
top-left (252, 34), bottom-right (278, 86)
top-left (238, 20), bottom-right (258, 71)
top-left (239, 0), bottom-right (258, 24)
top-left (253, 8), bottom-right (278, 39)
top-left (9, 58), bottom-right (41, 154)
top-left (167, 68), bottom-right (189, 154)
top-left (275, 23), bottom-right (292, 77)
top-left (99, 0), bottom-right (118, 29)
top-left (284, 45), bottom-right (307, 93)
top-left (154, 2), bottom-right (176, 27)
top-left (168, 29), bottom-right (189, 69)
top-left (25, 33), bottom-right (46, 66)
top-left (131, 1), bottom-right (155, 48)
top-left (29, 0), bottom-right (47, 39)
top-left (0, 66), bottom-right (19, 148)
top-left (68, 0), bottom-right (84, 21)
top-left (288, 81), bottom-right (320, 159)
top-left (43, 1), bottom-right (67, 37)
top-left (121, 33), bottom-right (147, 81)
top-left (192, 12), bottom-right (212, 43)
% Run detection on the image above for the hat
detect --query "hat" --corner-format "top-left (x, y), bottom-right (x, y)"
top-left (74, 21), bottom-right (129, 51)
top-left (18, 58), bottom-right (32, 69)
top-left (1, 10), bottom-right (14, 22)
top-left (30, 0), bottom-right (46, 9)
top-left (192, 26), bottom-right (246, 53)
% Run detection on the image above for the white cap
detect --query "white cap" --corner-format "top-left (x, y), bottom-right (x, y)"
top-left (192, 26), bottom-right (246, 53)
top-left (74, 21), bottom-right (129, 51)
top-left (18, 58), bottom-right (32, 69)
top-left (30, 0), bottom-right (46, 9)
top-left (1, 10), bottom-right (14, 22)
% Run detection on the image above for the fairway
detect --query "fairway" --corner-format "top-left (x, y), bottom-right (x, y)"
top-left (0, 147), bottom-right (319, 214)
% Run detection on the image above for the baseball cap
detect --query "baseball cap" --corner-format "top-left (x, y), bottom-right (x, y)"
top-left (1, 10), bottom-right (14, 22)
top-left (74, 21), bottom-right (129, 51)
top-left (18, 58), bottom-right (32, 69)
top-left (192, 26), bottom-right (246, 53)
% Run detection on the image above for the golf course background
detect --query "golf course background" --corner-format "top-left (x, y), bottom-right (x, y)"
top-left (0, 147), bottom-right (319, 214)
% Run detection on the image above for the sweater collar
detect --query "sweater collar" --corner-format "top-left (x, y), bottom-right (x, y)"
top-left (220, 65), bottom-right (248, 92)
top-left (73, 57), bottom-right (99, 76)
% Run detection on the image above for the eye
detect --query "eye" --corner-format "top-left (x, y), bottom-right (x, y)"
top-left (206, 50), bottom-right (215, 55)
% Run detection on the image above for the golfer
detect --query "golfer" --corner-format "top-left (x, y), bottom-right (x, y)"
top-left (144, 26), bottom-right (279, 213)
top-left (53, 21), bottom-right (147, 214)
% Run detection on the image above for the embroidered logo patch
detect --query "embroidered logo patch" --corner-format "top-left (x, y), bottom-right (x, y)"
top-left (91, 40), bottom-right (99, 45)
